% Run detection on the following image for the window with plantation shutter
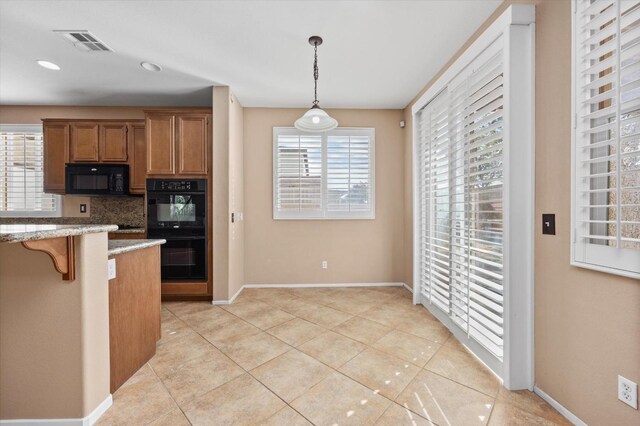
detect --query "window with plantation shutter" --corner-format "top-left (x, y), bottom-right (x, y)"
top-left (0, 125), bottom-right (61, 217)
top-left (417, 39), bottom-right (505, 360)
top-left (273, 127), bottom-right (375, 220)
top-left (573, 0), bottom-right (640, 278)
top-left (413, 5), bottom-right (535, 389)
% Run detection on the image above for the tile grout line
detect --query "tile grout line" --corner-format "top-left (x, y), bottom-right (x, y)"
top-left (144, 362), bottom-right (193, 425)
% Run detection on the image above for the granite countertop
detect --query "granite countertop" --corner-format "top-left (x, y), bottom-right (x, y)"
top-left (0, 224), bottom-right (119, 243)
top-left (109, 227), bottom-right (146, 234)
top-left (108, 239), bottom-right (166, 256)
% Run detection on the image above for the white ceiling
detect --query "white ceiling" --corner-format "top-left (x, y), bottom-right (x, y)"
top-left (0, 0), bottom-right (502, 109)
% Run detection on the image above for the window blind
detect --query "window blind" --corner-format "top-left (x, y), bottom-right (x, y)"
top-left (273, 128), bottom-right (375, 220)
top-left (326, 133), bottom-right (372, 213)
top-left (418, 42), bottom-right (504, 360)
top-left (275, 133), bottom-right (323, 214)
top-left (574, 0), bottom-right (640, 276)
top-left (0, 126), bottom-right (60, 216)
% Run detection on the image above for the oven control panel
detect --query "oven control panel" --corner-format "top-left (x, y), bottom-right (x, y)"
top-left (147, 179), bottom-right (206, 192)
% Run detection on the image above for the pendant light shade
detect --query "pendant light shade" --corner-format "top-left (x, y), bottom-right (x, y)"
top-left (294, 106), bottom-right (338, 132)
top-left (295, 36), bottom-right (338, 132)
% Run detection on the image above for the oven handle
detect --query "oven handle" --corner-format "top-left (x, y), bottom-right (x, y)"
top-left (152, 236), bottom-right (206, 241)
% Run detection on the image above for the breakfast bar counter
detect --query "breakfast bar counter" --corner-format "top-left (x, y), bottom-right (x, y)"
top-left (0, 223), bottom-right (118, 243)
top-left (0, 225), bottom-right (165, 424)
top-left (0, 225), bottom-right (114, 423)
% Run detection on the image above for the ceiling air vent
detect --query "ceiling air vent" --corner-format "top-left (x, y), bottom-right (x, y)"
top-left (54, 30), bottom-right (113, 52)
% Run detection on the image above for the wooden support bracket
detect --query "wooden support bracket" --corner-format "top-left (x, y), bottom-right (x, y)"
top-left (22, 236), bottom-right (76, 281)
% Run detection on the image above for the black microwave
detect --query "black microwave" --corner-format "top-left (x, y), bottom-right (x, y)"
top-left (65, 163), bottom-right (129, 195)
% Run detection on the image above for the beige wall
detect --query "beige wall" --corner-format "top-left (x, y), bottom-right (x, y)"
top-left (212, 87), bottom-right (231, 301)
top-left (212, 87), bottom-right (245, 301)
top-left (0, 233), bottom-right (110, 420)
top-left (403, 1), bottom-right (640, 424)
top-left (228, 92), bottom-right (245, 299)
top-left (244, 108), bottom-right (405, 285)
top-left (0, 105), bottom-right (146, 122)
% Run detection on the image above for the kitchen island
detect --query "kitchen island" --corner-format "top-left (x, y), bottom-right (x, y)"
top-left (0, 225), bottom-right (164, 425)
top-left (107, 238), bottom-right (165, 393)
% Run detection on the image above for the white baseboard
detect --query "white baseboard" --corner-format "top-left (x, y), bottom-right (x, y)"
top-left (212, 285), bottom-right (245, 305)
top-left (244, 282), bottom-right (406, 289)
top-left (402, 283), bottom-right (413, 293)
top-left (0, 394), bottom-right (112, 426)
top-left (212, 282), bottom-right (409, 305)
top-left (533, 386), bottom-right (586, 426)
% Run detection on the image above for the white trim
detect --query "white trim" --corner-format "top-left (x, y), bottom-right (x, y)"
top-left (212, 285), bottom-right (245, 305)
top-left (212, 282), bottom-right (409, 305)
top-left (534, 386), bottom-right (587, 426)
top-left (244, 282), bottom-right (405, 289)
top-left (402, 283), bottom-right (413, 293)
top-left (0, 395), bottom-right (112, 426)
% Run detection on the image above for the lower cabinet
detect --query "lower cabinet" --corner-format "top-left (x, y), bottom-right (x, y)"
top-left (108, 246), bottom-right (161, 393)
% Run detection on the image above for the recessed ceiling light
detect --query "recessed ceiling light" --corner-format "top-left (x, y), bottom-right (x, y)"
top-left (36, 60), bottom-right (61, 71)
top-left (140, 62), bottom-right (162, 72)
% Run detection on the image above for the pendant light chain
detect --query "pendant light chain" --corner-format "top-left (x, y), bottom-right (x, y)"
top-left (313, 42), bottom-right (319, 107)
top-left (294, 35), bottom-right (338, 132)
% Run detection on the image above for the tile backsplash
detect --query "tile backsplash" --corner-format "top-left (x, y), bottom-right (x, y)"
top-left (0, 195), bottom-right (145, 227)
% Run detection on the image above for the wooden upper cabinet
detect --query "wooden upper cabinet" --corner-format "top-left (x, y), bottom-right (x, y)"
top-left (100, 123), bottom-right (128, 162)
top-left (70, 123), bottom-right (99, 162)
top-left (128, 123), bottom-right (146, 194)
top-left (146, 114), bottom-right (175, 175)
top-left (43, 123), bottom-right (69, 194)
top-left (176, 115), bottom-right (208, 175)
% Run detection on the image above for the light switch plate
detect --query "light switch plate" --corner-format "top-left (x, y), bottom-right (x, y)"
top-left (542, 213), bottom-right (556, 235)
top-left (107, 258), bottom-right (116, 280)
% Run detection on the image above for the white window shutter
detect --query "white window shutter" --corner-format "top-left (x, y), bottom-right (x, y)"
top-left (273, 128), bottom-right (375, 220)
top-left (0, 126), bottom-right (60, 217)
top-left (275, 132), bottom-right (322, 215)
top-left (573, 0), bottom-right (640, 278)
top-left (417, 39), bottom-right (505, 361)
top-left (326, 132), bottom-right (373, 214)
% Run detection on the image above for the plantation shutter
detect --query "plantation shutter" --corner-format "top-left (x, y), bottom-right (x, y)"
top-left (326, 132), bottom-right (372, 214)
top-left (417, 38), bottom-right (505, 360)
top-left (0, 126), bottom-right (59, 215)
top-left (274, 128), bottom-right (375, 220)
top-left (418, 90), bottom-right (452, 314)
top-left (274, 131), bottom-right (322, 215)
top-left (465, 48), bottom-right (504, 358)
top-left (574, 0), bottom-right (640, 276)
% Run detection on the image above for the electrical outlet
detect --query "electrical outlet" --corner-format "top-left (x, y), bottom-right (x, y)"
top-left (107, 259), bottom-right (116, 280)
top-left (618, 375), bottom-right (638, 409)
top-left (80, 203), bottom-right (87, 213)
top-left (321, 260), bottom-right (328, 269)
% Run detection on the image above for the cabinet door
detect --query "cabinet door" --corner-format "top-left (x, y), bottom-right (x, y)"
top-left (128, 123), bottom-right (146, 194)
top-left (70, 123), bottom-right (99, 162)
top-left (146, 115), bottom-right (175, 175)
top-left (100, 123), bottom-right (128, 162)
top-left (176, 115), bottom-right (208, 175)
top-left (43, 123), bottom-right (69, 194)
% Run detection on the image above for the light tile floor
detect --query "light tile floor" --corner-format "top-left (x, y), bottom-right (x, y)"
top-left (97, 286), bottom-right (570, 426)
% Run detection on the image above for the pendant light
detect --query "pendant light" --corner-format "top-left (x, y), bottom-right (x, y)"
top-left (294, 36), bottom-right (338, 132)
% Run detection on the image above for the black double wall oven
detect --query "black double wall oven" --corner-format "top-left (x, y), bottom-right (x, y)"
top-left (147, 179), bottom-right (207, 282)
